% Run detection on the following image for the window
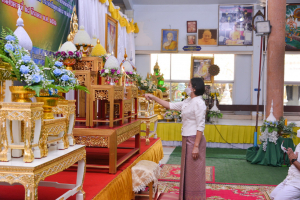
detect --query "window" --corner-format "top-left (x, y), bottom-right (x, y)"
top-left (284, 55), bottom-right (300, 105)
top-left (150, 53), bottom-right (235, 103)
top-left (150, 54), bottom-right (170, 80)
top-left (284, 54), bottom-right (300, 83)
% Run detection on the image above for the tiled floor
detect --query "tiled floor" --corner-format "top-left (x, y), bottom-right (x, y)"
top-left (160, 146), bottom-right (176, 164)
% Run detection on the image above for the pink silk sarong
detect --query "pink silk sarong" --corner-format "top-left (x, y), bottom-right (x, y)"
top-left (179, 135), bottom-right (206, 200)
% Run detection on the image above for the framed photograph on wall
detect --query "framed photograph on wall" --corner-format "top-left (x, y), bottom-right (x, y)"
top-left (187, 35), bottom-right (197, 45)
top-left (187, 21), bottom-right (197, 33)
top-left (190, 56), bottom-right (214, 83)
top-left (161, 29), bottom-right (179, 53)
top-left (105, 14), bottom-right (118, 57)
top-left (198, 29), bottom-right (218, 45)
top-left (285, 4), bottom-right (300, 51)
top-left (218, 5), bottom-right (253, 46)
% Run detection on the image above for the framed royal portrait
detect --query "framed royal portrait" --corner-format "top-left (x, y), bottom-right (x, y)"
top-left (190, 56), bottom-right (214, 83)
top-left (198, 29), bottom-right (218, 46)
top-left (161, 29), bottom-right (179, 53)
top-left (218, 5), bottom-right (253, 46)
top-left (285, 4), bottom-right (300, 51)
top-left (187, 21), bottom-right (197, 33)
top-left (105, 14), bottom-right (118, 57)
top-left (187, 35), bottom-right (197, 45)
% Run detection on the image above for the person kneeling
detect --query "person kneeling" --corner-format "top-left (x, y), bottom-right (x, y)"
top-left (270, 131), bottom-right (300, 200)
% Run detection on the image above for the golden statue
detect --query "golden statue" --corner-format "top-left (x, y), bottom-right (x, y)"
top-left (68, 6), bottom-right (78, 43)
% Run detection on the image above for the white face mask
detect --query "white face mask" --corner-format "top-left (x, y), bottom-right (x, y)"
top-left (184, 87), bottom-right (192, 96)
top-left (297, 129), bottom-right (300, 138)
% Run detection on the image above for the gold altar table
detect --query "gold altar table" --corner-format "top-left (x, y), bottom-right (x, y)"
top-left (74, 120), bottom-right (141, 174)
top-left (138, 115), bottom-right (158, 145)
top-left (0, 145), bottom-right (86, 200)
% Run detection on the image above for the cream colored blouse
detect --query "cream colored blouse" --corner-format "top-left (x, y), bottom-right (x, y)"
top-left (169, 96), bottom-right (206, 136)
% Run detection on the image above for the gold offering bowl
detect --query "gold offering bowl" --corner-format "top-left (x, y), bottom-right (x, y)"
top-left (36, 97), bottom-right (59, 119)
top-left (9, 86), bottom-right (36, 103)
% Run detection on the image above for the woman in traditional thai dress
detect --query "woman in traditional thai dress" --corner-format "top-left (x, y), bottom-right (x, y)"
top-left (145, 77), bottom-right (206, 200)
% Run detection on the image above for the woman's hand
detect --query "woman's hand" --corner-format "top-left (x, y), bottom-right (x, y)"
top-left (145, 94), bottom-right (155, 101)
top-left (192, 146), bottom-right (199, 160)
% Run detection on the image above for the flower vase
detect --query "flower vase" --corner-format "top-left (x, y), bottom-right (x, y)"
top-left (109, 77), bottom-right (115, 85)
top-left (36, 97), bottom-right (59, 119)
top-left (63, 58), bottom-right (76, 70)
top-left (9, 86), bottom-right (36, 103)
top-left (174, 116), bottom-right (179, 123)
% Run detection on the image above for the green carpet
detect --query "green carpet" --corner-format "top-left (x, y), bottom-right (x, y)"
top-left (166, 147), bottom-right (288, 185)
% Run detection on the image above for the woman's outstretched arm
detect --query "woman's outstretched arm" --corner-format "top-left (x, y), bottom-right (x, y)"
top-left (145, 94), bottom-right (170, 109)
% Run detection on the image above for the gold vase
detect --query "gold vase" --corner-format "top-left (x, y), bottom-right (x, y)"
top-left (40, 90), bottom-right (65, 100)
top-left (9, 86), bottom-right (36, 103)
top-left (63, 58), bottom-right (76, 70)
top-left (36, 97), bottom-right (59, 119)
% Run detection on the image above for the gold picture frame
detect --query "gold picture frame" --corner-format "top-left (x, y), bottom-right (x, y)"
top-left (161, 29), bottom-right (179, 53)
top-left (105, 14), bottom-right (118, 58)
top-left (190, 56), bottom-right (214, 83)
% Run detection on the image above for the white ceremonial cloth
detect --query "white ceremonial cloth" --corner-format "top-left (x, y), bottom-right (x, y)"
top-left (170, 96), bottom-right (206, 136)
top-left (131, 160), bottom-right (161, 193)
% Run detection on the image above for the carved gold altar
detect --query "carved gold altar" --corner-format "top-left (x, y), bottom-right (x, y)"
top-left (0, 102), bottom-right (44, 163)
top-left (138, 115), bottom-right (158, 145)
top-left (0, 100), bottom-right (76, 163)
top-left (0, 145), bottom-right (86, 200)
top-left (74, 120), bottom-right (141, 173)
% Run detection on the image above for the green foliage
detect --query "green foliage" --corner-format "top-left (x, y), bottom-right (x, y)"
top-left (208, 111), bottom-right (223, 119)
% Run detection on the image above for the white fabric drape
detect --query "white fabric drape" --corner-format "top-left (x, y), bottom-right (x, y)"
top-left (78, 0), bottom-right (135, 65)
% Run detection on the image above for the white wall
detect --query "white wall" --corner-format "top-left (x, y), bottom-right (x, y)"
top-left (135, 54), bottom-right (150, 79)
top-left (133, 4), bottom-right (264, 105)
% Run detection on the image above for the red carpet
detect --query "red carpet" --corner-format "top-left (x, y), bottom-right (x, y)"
top-left (158, 181), bottom-right (275, 200)
top-left (0, 138), bottom-right (160, 200)
top-left (158, 164), bottom-right (215, 183)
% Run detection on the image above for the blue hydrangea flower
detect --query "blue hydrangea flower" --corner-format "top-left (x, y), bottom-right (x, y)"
top-left (20, 65), bottom-right (29, 74)
top-left (4, 43), bottom-right (14, 53)
top-left (70, 78), bottom-right (76, 83)
top-left (54, 61), bottom-right (63, 67)
top-left (34, 65), bottom-right (40, 72)
top-left (32, 74), bottom-right (42, 83)
top-left (5, 35), bottom-right (15, 41)
top-left (48, 89), bottom-right (53, 96)
top-left (14, 45), bottom-right (22, 55)
top-left (54, 89), bottom-right (58, 94)
top-left (53, 69), bottom-right (62, 76)
top-left (22, 55), bottom-right (31, 63)
top-left (61, 75), bottom-right (70, 81)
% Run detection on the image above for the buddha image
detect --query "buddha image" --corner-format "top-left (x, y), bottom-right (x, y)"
top-left (226, 23), bottom-right (243, 45)
top-left (198, 29), bottom-right (217, 45)
top-left (107, 23), bottom-right (116, 55)
top-left (187, 35), bottom-right (196, 45)
top-left (193, 60), bottom-right (211, 81)
top-left (162, 32), bottom-right (178, 51)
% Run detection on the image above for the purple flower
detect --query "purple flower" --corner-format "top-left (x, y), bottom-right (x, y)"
top-left (126, 71), bottom-right (129, 75)
top-left (68, 51), bottom-right (74, 56)
top-left (55, 51), bottom-right (61, 56)
top-left (61, 51), bottom-right (67, 57)
top-left (129, 71), bottom-right (133, 75)
top-left (76, 51), bottom-right (81, 57)
top-left (101, 69), bottom-right (105, 74)
top-left (111, 69), bottom-right (116, 74)
top-left (117, 70), bottom-right (120, 74)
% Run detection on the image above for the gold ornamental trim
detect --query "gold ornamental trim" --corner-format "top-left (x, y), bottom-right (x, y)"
top-left (74, 136), bottom-right (109, 147)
